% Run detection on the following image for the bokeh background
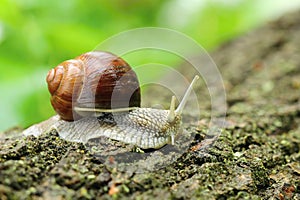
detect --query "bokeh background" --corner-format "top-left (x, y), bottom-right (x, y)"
top-left (1, 0), bottom-right (300, 131)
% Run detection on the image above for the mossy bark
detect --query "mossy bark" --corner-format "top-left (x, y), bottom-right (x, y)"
top-left (1, 11), bottom-right (300, 199)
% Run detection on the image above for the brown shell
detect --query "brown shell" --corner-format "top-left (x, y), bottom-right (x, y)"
top-left (46, 51), bottom-right (141, 121)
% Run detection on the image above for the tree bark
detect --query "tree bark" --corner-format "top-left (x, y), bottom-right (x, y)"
top-left (1, 11), bottom-right (300, 199)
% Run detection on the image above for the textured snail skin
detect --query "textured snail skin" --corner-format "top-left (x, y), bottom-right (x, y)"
top-left (107, 109), bottom-right (181, 149)
top-left (57, 108), bottom-right (182, 149)
top-left (46, 51), bottom-right (141, 121)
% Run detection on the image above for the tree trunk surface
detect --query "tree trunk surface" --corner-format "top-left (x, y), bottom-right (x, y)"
top-left (1, 11), bottom-right (300, 199)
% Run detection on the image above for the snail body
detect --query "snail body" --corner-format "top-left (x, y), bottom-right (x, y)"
top-left (58, 108), bottom-right (182, 149)
top-left (46, 51), bottom-right (199, 149)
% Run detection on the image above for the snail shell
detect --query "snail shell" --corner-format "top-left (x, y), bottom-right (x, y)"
top-left (46, 51), bottom-right (141, 121)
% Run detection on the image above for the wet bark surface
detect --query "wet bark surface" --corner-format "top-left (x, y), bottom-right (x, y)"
top-left (1, 11), bottom-right (300, 199)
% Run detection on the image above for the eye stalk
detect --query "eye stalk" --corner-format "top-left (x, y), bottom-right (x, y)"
top-left (167, 75), bottom-right (199, 123)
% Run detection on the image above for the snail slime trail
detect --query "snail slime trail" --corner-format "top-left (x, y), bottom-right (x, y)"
top-left (23, 51), bottom-right (199, 150)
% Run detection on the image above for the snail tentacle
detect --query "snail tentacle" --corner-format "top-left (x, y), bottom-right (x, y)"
top-left (167, 96), bottom-right (176, 123)
top-left (175, 75), bottom-right (199, 114)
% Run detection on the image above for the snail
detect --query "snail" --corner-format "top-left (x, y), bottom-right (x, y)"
top-left (24, 51), bottom-right (199, 149)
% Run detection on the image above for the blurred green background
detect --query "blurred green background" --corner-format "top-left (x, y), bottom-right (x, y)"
top-left (1, 0), bottom-right (300, 131)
